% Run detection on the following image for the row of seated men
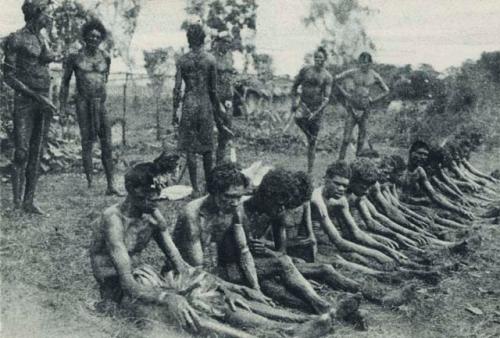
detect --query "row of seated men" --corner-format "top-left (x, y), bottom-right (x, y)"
top-left (88, 130), bottom-right (499, 338)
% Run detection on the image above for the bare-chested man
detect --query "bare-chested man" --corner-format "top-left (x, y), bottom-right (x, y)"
top-left (90, 158), bottom-right (339, 337)
top-left (336, 52), bottom-right (390, 160)
top-left (59, 19), bottom-right (119, 195)
top-left (173, 24), bottom-right (225, 196)
top-left (291, 47), bottom-right (333, 174)
top-left (3, 0), bottom-right (57, 214)
top-left (173, 163), bottom-right (340, 316)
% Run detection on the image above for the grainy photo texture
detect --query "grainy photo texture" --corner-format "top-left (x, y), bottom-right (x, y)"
top-left (1, 1), bottom-right (499, 337)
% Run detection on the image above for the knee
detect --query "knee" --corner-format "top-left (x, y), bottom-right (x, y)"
top-left (319, 264), bottom-right (335, 275)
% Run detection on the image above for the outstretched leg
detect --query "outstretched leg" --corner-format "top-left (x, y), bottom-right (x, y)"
top-left (257, 255), bottom-right (332, 314)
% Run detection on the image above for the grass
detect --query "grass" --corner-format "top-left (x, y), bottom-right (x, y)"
top-left (1, 108), bottom-right (500, 337)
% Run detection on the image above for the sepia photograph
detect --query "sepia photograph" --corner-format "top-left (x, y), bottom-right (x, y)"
top-left (1, 0), bottom-right (499, 337)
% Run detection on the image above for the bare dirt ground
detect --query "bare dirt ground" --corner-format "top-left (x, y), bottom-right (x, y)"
top-left (1, 117), bottom-right (500, 337)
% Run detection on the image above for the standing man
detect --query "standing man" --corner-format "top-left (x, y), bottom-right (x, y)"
top-left (173, 24), bottom-right (224, 197)
top-left (212, 34), bottom-right (235, 165)
top-left (291, 47), bottom-right (333, 175)
top-left (336, 52), bottom-right (390, 160)
top-left (59, 19), bottom-right (119, 195)
top-left (2, 0), bottom-right (57, 214)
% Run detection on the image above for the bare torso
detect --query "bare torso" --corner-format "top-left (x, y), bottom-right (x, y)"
top-left (90, 204), bottom-right (158, 280)
top-left (294, 65), bottom-right (333, 110)
top-left (69, 49), bottom-right (109, 98)
top-left (3, 27), bottom-right (54, 91)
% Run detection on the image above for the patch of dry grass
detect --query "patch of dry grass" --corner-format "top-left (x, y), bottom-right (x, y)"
top-left (1, 113), bottom-right (500, 337)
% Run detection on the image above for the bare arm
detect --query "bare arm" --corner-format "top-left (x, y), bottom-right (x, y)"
top-left (174, 211), bottom-right (205, 267)
top-left (290, 68), bottom-right (305, 109)
top-left (418, 167), bottom-right (472, 219)
top-left (151, 209), bottom-right (191, 273)
top-left (3, 36), bottom-right (34, 96)
top-left (234, 222), bottom-right (260, 290)
top-left (104, 213), bottom-right (167, 303)
top-left (172, 61), bottom-right (182, 121)
top-left (59, 54), bottom-right (74, 111)
top-left (371, 70), bottom-right (390, 103)
top-left (310, 199), bottom-right (394, 265)
top-left (463, 159), bottom-right (498, 183)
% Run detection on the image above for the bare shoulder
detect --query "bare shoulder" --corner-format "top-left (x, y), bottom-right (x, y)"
top-left (311, 187), bottom-right (324, 205)
top-left (335, 68), bottom-right (358, 80)
top-left (179, 196), bottom-right (208, 223)
top-left (102, 204), bottom-right (123, 228)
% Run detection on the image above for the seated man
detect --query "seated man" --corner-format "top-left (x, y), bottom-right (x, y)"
top-left (173, 163), bottom-right (336, 315)
top-left (90, 157), bottom-right (346, 338)
top-left (377, 155), bottom-right (469, 232)
top-left (310, 160), bottom-right (440, 283)
top-left (402, 141), bottom-right (474, 221)
top-left (244, 168), bottom-right (415, 308)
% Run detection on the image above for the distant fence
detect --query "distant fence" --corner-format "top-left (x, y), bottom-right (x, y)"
top-left (1, 70), bottom-right (295, 148)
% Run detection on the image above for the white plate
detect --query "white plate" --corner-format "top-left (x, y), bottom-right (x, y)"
top-left (159, 185), bottom-right (193, 200)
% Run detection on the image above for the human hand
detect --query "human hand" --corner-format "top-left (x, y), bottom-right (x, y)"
top-left (172, 114), bottom-right (179, 127)
top-left (238, 286), bottom-right (275, 307)
top-left (249, 238), bottom-right (268, 256)
top-left (161, 293), bottom-right (200, 331)
top-left (378, 237), bottom-right (399, 250)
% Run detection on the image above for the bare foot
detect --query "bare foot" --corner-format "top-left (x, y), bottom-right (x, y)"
top-left (22, 203), bottom-right (46, 215)
top-left (105, 187), bottom-right (123, 196)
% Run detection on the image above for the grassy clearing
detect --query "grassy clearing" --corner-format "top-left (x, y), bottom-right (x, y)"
top-left (1, 112), bottom-right (500, 337)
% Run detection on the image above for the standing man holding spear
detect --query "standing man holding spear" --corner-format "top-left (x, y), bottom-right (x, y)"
top-left (2, 0), bottom-right (58, 214)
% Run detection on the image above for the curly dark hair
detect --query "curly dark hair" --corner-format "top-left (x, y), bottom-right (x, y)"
top-left (385, 155), bottom-right (406, 173)
top-left (124, 164), bottom-right (156, 195)
top-left (81, 19), bottom-right (107, 41)
top-left (409, 140), bottom-right (429, 154)
top-left (186, 24), bottom-right (206, 48)
top-left (255, 168), bottom-right (312, 211)
top-left (207, 162), bottom-right (249, 195)
top-left (315, 46), bottom-right (328, 60)
top-left (325, 160), bottom-right (351, 179)
top-left (153, 151), bottom-right (180, 174)
top-left (350, 158), bottom-right (380, 184)
top-left (358, 52), bottom-right (373, 64)
top-left (22, 0), bottom-right (49, 22)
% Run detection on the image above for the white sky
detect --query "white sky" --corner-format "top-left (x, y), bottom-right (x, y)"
top-left (1, 0), bottom-right (500, 75)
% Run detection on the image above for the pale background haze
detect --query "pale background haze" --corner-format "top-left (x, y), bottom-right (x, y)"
top-left (1, 0), bottom-right (499, 75)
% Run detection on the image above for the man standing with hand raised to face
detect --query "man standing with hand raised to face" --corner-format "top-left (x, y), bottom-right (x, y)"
top-left (291, 47), bottom-right (333, 175)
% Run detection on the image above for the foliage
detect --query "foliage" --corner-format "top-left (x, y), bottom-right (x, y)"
top-left (303, 0), bottom-right (375, 65)
top-left (478, 51), bottom-right (500, 83)
top-left (252, 53), bottom-right (274, 82)
top-left (182, 0), bottom-right (258, 73)
top-left (143, 48), bottom-right (177, 94)
top-left (51, 0), bottom-right (90, 57)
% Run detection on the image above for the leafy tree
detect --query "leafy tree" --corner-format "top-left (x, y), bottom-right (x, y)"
top-left (51, 0), bottom-right (90, 58)
top-left (478, 51), bottom-right (500, 83)
top-left (252, 53), bottom-right (274, 82)
top-left (182, 0), bottom-right (257, 73)
top-left (303, 0), bottom-right (375, 65)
